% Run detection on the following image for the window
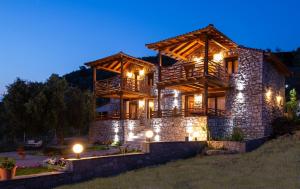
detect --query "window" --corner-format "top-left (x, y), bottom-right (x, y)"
top-left (225, 58), bottom-right (238, 74)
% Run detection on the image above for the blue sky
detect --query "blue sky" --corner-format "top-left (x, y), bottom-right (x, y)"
top-left (0, 0), bottom-right (300, 96)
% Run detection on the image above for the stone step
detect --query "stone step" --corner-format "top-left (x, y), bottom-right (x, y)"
top-left (205, 149), bottom-right (238, 156)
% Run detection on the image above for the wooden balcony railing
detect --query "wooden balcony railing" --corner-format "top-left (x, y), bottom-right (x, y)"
top-left (150, 108), bottom-right (226, 118)
top-left (95, 76), bottom-right (151, 96)
top-left (95, 112), bottom-right (139, 120)
top-left (161, 60), bottom-right (228, 83)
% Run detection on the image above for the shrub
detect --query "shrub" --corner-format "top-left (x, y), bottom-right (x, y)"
top-left (0, 157), bottom-right (16, 170)
top-left (231, 127), bottom-right (244, 141)
top-left (272, 116), bottom-right (295, 136)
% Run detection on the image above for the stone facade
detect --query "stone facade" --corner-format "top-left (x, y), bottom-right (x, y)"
top-left (89, 120), bottom-right (140, 144)
top-left (90, 47), bottom-right (286, 143)
top-left (150, 117), bottom-right (207, 141)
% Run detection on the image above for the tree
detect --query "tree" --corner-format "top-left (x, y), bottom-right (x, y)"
top-left (286, 88), bottom-right (298, 119)
top-left (2, 79), bottom-right (44, 142)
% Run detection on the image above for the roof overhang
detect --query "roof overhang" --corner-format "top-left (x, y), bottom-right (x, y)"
top-left (264, 53), bottom-right (292, 77)
top-left (85, 52), bottom-right (155, 73)
top-left (146, 24), bottom-right (238, 61)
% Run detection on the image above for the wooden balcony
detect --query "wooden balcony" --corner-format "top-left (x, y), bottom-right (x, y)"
top-left (159, 60), bottom-right (229, 91)
top-left (150, 108), bottom-right (226, 118)
top-left (95, 76), bottom-right (151, 99)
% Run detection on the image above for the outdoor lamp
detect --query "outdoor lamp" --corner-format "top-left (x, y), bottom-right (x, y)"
top-left (72, 143), bottom-right (83, 159)
top-left (145, 130), bottom-right (154, 142)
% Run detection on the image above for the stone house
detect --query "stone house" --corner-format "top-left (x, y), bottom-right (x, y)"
top-left (86, 24), bottom-right (290, 145)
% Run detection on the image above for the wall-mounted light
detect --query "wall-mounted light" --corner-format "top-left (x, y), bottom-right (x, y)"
top-left (194, 94), bottom-right (202, 105)
top-left (193, 57), bottom-right (203, 63)
top-left (139, 69), bottom-right (145, 76)
top-left (276, 95), bottom-right (282, 106)
top-left (213, 53), bottom-right (223, 62)
top-left (266, 89), bottom-right (272, 101)
top-left (127, 72), bottom-right (133, 78)
top-left (174, 90), bottom-right (179, 98)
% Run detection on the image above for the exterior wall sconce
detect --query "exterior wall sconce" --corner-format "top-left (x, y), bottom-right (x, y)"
top-left (139, 69), bottom-right (145, 76)
top-left (72, 144), bottom-right (84, 159)
top-left (213, 53), bottom-right (223, 62)
top-left (266, 89), bottom-right (272, 101)
top-left (126, 72), bottom-right (133, 78)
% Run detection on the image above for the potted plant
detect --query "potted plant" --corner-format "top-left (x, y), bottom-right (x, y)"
top-left (0, 157), bottom-right (17, 180)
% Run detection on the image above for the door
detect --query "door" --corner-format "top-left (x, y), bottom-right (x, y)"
top-left (129, 101), bottom-right (138, 119)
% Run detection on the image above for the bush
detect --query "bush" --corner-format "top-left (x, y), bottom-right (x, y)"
top-left (272, 117), bottom-right (295, 136)
top-left (0, 157), bottom-right (16, 170)
top-left (231, 127), bottom-right (244, 141)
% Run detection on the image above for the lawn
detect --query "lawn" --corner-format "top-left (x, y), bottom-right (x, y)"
top-left (56, 133), bottom-right (300, 189)
top-left (16, 167), bottom-right (55, 176)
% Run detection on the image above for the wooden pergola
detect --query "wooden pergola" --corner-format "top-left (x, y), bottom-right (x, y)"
top-left (85, 52), bottom-right (155, 120)
top-left (146, 24), bottom-right (238, 115)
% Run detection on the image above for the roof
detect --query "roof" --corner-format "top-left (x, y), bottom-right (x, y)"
top-left (85, 52), bottom-right (155, 73)
top-left (146, 24), bottom-right (237, 58)
top-left (264, 53), bottom-right (292, 77)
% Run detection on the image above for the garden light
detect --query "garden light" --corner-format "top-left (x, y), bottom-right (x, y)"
top-left (72, 143), bottom-right (83, 159)
top-left (145, 130), bottom-right (154, 142)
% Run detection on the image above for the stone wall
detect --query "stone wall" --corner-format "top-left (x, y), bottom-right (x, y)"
top-left (150, 116), bottom-right (207, 141)
top-left (262, 60), bottom-right (285, 136)
top-left (208, 117), bottom-right (232, 139)
top-left (0, 142), bottom-right (205, 189)
top-left (89, 120), bottom-right (140, 143)
top-left (225, 47), bottom-right (265, 139)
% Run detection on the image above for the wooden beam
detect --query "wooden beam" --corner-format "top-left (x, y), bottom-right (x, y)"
top-left (211, 39), bottom-right (229, 51)
top-left (95, 66), bottom-right (120, 73)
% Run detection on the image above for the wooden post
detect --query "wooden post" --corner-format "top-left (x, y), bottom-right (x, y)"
top-left (204, 33), bottom-right (209, 76)
top-left (214, 97), bottom-right (218, 116)
top-left (157, 51), bottom-right (162, 117)
top-left (92, 67), bottom-right (97, 95)
top-left (204, 81), bottom-right (208, 115)
top-left (203, 33), bottom-right (209, 115)
top-left (120, 56), bottom-right (125, 142)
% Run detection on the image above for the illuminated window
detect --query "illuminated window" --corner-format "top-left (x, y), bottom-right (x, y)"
top-left (225, 57), bottom-right (238, 74)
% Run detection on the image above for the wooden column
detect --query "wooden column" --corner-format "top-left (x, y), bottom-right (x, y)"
top-left (203, 33), bottom-right (210, 115)
top-left (157, 51), bottom-right (162, 117)
top-left (214, 97), bottom-right (218, 116)
top-left (92, 67), bottom-right (97, 95)
top-left (120, 56), bottom-right (124, 142)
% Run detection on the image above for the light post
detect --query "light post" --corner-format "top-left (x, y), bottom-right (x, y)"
top-left (145, 130), bottom-right (154, 142)
top-left (72, 143), bottom-right (83, 159)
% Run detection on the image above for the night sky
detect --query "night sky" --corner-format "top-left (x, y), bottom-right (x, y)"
top-left (0, 0), bottom-right (300, 96)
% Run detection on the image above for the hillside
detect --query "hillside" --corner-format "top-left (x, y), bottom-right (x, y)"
top-left (56, 132), bottom-right (300, 189)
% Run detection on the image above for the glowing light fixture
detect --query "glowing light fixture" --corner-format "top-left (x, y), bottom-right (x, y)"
top-left (145, 130), bottom-right (154, 142)
top-left (193, 57), bottom-right (203, 63)
top-left (266, 89), bottom-right (272, 100)
top-left (127, 72), bottom-right (133, 78)
top-left (276, 95), bottom-right (282, 106)
top-left (139, 69), bottom-right (145, 76)
top-left (213, 53), bottom-right (223, 62)
top-left (194, 94), bottom-right (202, 104)
top-left (72, 144), bottom-right (83, 159)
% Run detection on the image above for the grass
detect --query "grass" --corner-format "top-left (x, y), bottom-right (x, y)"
top-left (56, 132), bottom-right (300, 189)
top-left (16, 167), bottom-right (55, 176)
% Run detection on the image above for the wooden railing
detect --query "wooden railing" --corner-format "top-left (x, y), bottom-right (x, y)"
top-left (96, 112), bottom-right (139, 120)
top-left (161, 60), bottom-right (228, 82)
top-left (95, 76), bottom-right (151, 96)
top-left (150, 108), bottom-right (226, 118)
